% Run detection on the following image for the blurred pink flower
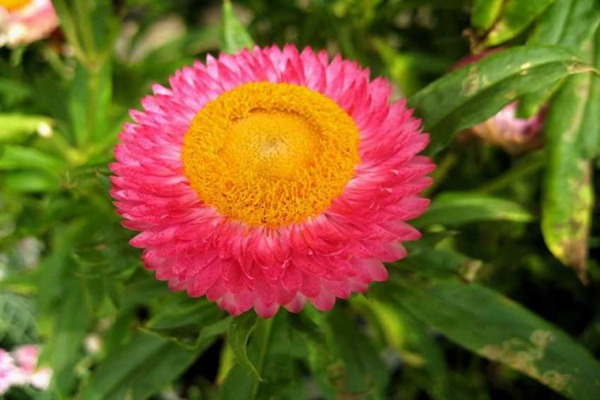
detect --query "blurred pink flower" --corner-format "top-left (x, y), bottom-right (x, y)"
top-left (0, 349), bottom-right (24, 395)
top-left (0, 345), bottom-right (51, 394)
top-left (470, 102), bottom-right (544, 154)
top-left (111, 45), bottom-right (434, 317)
top-left (0, 0), bottom-right (59, 47)
top-left (12, 345), bottom-right (51, 390)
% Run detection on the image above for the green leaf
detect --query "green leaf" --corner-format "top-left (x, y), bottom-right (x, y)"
top-left (366, 300), bottom-right (450, 399)
top-left (3, 171), bottom-right (59, 193)
top-left (53, 0), bottom-right (120, 64)
top-left (0, 145), bottom-right (65, 172)
top-left (528, 0), bottom-right (600, 59)
top-left (147, 299), bottom-right (225, 332)
top-left (413, 192), bottom-right (534, 228)
top-left (541, 74), bottom-right (594, 282)
top-left (222, 316), bottom-right (302, 400)
top-left (0, 78), bottom-right (31, 107)
top-left (37, 223), bottom-right (93, 395)
top-left (0, 292), bottom-right (37, 343)
top-left (0, 114), bottom-right (53, 143)
top-left (221, 0), bottom-right (255, 54)
top-left (228, 312), bottom-right (261, 380)
top-left (325, 307), bottom-right (388, 398)
top-left (485, 0), bottom-right (556, 46)
top-left (144, 296), bottom-right (227, 347)
top-left (522, 0), bottom-right (600, 119)
top-left (408, 45), bottom-right (586, 154)
top-left (287, 309), bottom-right (338, 398)
top-left (471, 0), bottom-right (503, 31)
top-left (390, 279), bottom-right (600, 399)
top-left (580, 26), bottom-right (600, 158)
top-left (220, 348), bottom-right (256, 400)
top-left (533, 1), bottom-right (599, 280)
top-left (69, 61), bottom-right (113, 147)
top-left (81, 332), bottom-right (201, 400)
top-left (397, 244), bottom-right (473, 282)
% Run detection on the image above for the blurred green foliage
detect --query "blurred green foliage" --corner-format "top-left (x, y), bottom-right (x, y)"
top-left (1, 0), bottom-right (599, 399)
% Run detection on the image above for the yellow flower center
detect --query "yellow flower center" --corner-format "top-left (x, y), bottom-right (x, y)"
top-left (182, 82), bottom-right (360, 228)
top-left (0, 0), bottom-right (31, 11)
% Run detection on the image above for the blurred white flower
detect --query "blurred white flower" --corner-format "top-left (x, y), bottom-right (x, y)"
top-left (37, 121), bottom-right (53, 138)
top-left (0, 0), bottom-right (59, 47)
top-left (84, 334), bottom-right (103, 355)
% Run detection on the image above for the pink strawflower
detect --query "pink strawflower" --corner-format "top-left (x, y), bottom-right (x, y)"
top-left (0, 0), bottom-right (59, 47)
top-left (111, 45), bottom-right (434, 317)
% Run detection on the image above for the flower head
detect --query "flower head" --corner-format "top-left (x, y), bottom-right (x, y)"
top-left (0, 0), bottom-right (59, 47)
top-left (111, 45), bottom-right (434, 317)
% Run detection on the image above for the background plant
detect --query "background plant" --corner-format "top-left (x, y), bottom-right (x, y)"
top-left (0, 0), bottom-right (599, 399)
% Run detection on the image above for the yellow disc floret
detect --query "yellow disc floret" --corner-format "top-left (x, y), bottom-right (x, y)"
top-left (182, 82), bottom-right (360, 228)
top-left (0, 0), bottom-right (31, 11)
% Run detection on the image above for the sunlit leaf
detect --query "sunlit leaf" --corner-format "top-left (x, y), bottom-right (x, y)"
top-left (0, 114), bottom-right (53, 143)
top-left (484, 0), bottom-right (556, 46)
top-left (471, 0), bottom-right (503, 31)
top-left (221, 0), bottom-right (254, 54)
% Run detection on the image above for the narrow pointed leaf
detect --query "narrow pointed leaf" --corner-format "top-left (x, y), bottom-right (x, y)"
top-left (536, 0), bottom-right (599, 280)
top-left (228, 312), bottom-right (261, 380)
top-left (325, 307), bottom-right (388, 398)
top-left (81, 333), bottom-right (201, 400)
top-left (390, 279), bottom-right (600, 399)
top-left (408, 46), bottom-right (586, 154)
top-left (542, 74), bottom-right (594, 281)
top-left (413, 192), bottom-right (533, 228)
top-left (221, 0), bottom-right (254, 54)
